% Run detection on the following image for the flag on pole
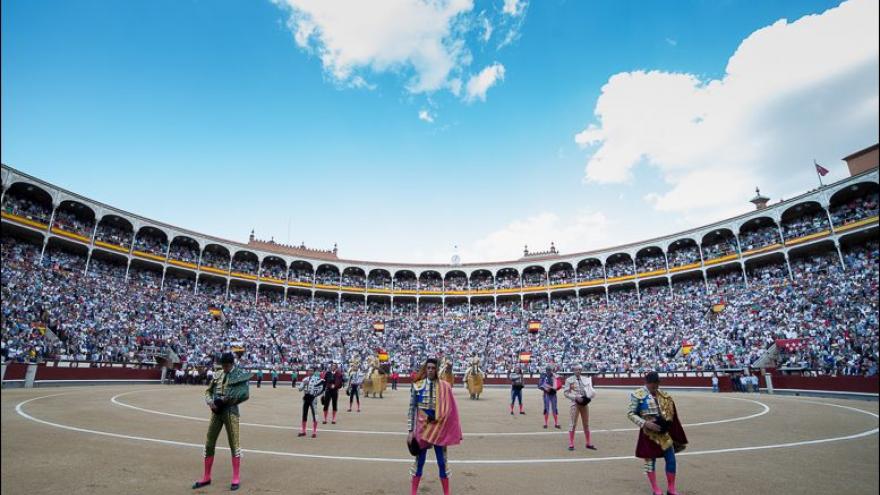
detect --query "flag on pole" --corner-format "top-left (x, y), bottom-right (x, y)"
top-left (813, 160), bottom-right (829, 187)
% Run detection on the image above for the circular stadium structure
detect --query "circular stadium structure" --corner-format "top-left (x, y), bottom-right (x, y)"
top-left (1, 160), bottom-right (878, 381)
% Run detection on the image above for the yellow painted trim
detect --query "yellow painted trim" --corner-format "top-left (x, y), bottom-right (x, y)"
top-left (168, 259), bottom-right (198, 269)
top-left (834, 215), bottom-right (879, 233)
top-left (521, 285), bottom-right (548, 293)
top-left (668, 262), bottom-right (701, 273)
top-left (50, 227), bottom-right (90, 243)
top-left (605, 274), bottom-right (636, 283)
top-left (742, 243), bottom-right (783, 257)
top-left (201, 265), bottom-right (229, 276)
top-left (288, 280), bottom-right (313, 288)
top-left (548, 283), bottom-right (576, 290)
top-left (340, 286), bottom-right (366, 293)
top-left (392, 289), bottom-right (418, 295)
top-left (468, 289), bottom-right (495, 295)
top-left (637, 268), bottom-right (668, 278)
top-left (2, 211), bottom-right (49, 230)
top-left (94, 240), bottom-right (130, 254)
top-left (366, 288), bottom-right (393, 295)
top-left (314, 283), bottom-right (340, 290)
top-left (419, 289), bottom-right (443, 295)
top-left (496, 287), bottom-right (523, 295)
top-left (231, 271), bottom-right (258, 280)
top-left (575, 279), bottom-right (604, 287)
top-left (132, 250), bottom-right (167, 262)
top-left (785, 230), bottom-right (830, 246)
top-left (703, 253), bottom-right (739, 266)
top-left (259, 277), bottom-right (286, 285)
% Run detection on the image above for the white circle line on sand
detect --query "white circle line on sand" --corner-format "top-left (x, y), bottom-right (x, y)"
top-left (109, 389), bottom-right (770, 436)
top-left (14, 394), bottom-right (878, 464)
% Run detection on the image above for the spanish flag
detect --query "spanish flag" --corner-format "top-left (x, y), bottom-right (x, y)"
top-left (681, 341), bottom-right (694, 356)
top-left (377, 348), bottom-right (389, 362)
top-left (711, 301), bottom-right (726, 313)
top-left (518, 351), bottom-right (532, 363)
top-left (372, 321), bottom-right (385, 332)
top-left (527, 320), bottom-right (541, 333)
top-left (208, 306), bottom-right (222, 318)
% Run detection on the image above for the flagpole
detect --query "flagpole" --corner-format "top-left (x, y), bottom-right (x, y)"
top-left (814, 159), bottom-right (824, 188)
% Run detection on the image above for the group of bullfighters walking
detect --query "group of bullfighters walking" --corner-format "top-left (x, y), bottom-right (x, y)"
top-left (190, 353), bottom-right (686, 495)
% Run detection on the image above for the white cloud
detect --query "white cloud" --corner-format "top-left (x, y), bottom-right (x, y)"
top-left (273, 0), bottom-right (524, 100)
top-left (460, 210), bottom-right (611, 263)
top-left (481, 13), bottom-right (493, 42)
top-left (273, 0), bottom-right (474, 93)
top-left (575, 0), bottom-right (879, 224)
top-left (418, 109), bottom-right (435, 123)
top-left (464, 62), bottom-right (506, 102)
top-left (664, 37), bottom-right (677, 47)
top-left (502, 0), bottom-right (526, 17)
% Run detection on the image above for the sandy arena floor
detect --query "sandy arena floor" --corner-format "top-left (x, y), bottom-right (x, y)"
top-left (2, 385), bottom-right (877, 495)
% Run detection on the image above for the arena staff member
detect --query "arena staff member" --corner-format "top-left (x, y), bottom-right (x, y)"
top-left (509, 365), bottom-right (526, 416)
top-left (298, 365), bottom-right (325, 438)
top-left (407, 358), bottom-right (462, 495)
top-left (627, 372), bottom-right (688, 495)
top-left (322, 362), bottom-right (344, 424)
top-left (192, 352), bottom-right (250, 491)
top-left (347, 366), bottom-right (365, 412)
top-left (563, 364), bottom-right (596, 451)
top-left (538, 365), bottom-right (560, 429)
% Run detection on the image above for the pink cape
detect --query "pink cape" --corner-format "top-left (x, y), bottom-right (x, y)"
top-left (415, 380), bottom-right (463, 448)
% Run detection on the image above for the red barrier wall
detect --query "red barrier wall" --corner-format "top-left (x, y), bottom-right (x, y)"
top-left (34, 365), bottom-right (162, 381)
top-left (2, 364), bottom-right (875, 394)
top-left (3, 363), bottom-right (28, 380)
top-left (769, 375), bottom-right (878, 394)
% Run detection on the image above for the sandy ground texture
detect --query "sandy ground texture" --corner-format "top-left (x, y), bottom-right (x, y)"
top-left (2, 384), bottom-right (877, 495)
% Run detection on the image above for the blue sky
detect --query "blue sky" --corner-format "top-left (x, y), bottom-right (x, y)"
top-left (2, 0), bottom-right (877, 263)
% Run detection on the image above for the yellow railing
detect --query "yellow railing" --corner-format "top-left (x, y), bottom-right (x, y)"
top-left (834, 215), bottom-right (878, 233)
top-left (201, 265), bottom-right (229, 276)
top-left (2, 211), bottom-right (48, 230)
top-left (132, 250), bottom-right (167, 262)
top-left (259, 276), bottom-right (286, 285)
top-left (50, 227), bottom-right (90, 244)
top-left (94, 240), bottom-right (130, 254)
top-left (741, 243), bottom-right (783, 257)
top-left (703, 253), bottom-right (739, 266)
top-left (785, 230), bottom-right (831, 246)
top-left (168, 259), bottom-right (198, 269)
top-left (668, 262), bottom-right (701, 273)
top-left (576, 278), bottom-right (605, 287)
top-left (288, 280), bottom-right (313, 288)
top-left (637, 268), bottom-right (667, 278)
top-left (606, 274), bottom-right (636, 283)
top-left (230, 271), bottom-right (258, 281)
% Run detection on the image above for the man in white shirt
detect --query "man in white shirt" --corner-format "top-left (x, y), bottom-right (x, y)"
top-left (563, 364), bottom-right (597, 451)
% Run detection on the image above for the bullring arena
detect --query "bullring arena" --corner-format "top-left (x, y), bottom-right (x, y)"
top-left (2, 383), bottom-right (878, 495)
top-left (1, 158), bottom-right (880, 494)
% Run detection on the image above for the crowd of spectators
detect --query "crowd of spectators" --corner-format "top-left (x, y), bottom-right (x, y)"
top-left (133, 231), bottom-right (167, 256)
top-left (667, 245), bottom-right (701, 267)
top-left (702, 237), bottom-right (739, 259)
top-left (3, 231), bottom-right (876, 378)
top-left (636, 254), bottom-right (666, 273)
top-left (783, 211), bottom-right (831, 239)
top-left (168, 240), bottom-right (199, 263)
top-left (831, 192), bottom-right (878, 226)
top-left (3, 195), bottom-right (52, 224)
top-left (740, 226), bottom-right (781, 251)
top-left (52, 210), bottom-right (93, 237)
top-left (95, 223), bottom-right (133, 249)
